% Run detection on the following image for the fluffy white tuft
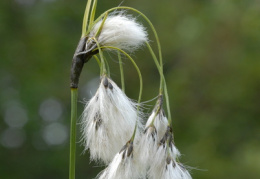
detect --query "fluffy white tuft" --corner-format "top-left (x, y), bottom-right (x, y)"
top-left (81, 76), bottom-right (143, 164)
top-left (163, 160), bottom-right (192, 179)
top-left (97, 142), bottom-right (141, 179)
top-left (149, 155), bottom-right (192, 179)
top-left (148, 143), bottom-right (168, 179)
top-left (89, 12), bottom-right (148, 52)
top-left (148, 131), bottom-right (181, 179)
top-left (136, 126), bottom-right (158, 177)
top-left (145, 110), bottom-right (168, 141)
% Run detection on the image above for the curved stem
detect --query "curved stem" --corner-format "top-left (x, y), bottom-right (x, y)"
top-left (69, 88), bottom-right (78, 179)
top-left (93, 38), bottom-right (106, 75)
top-left (118, 51), bottom-right (125, 92)
top-left (93, 12), bottom-right (108, 38)
top-left (93, 55), bottom-right (101, 68)
top-left (101, 46), bottom-right (142, 104)
top-left (146, 41), bottom-right (164, 94)
top-left (104, 56), bottom-right (111, 77)
top-left (146, 42), bottom-right (172, 125)
top-left (164, 82), bottom-right (172, 125)
top-left (91, 6), bottom-right (170, 122)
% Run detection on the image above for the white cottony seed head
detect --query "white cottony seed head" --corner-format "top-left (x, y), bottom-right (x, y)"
top-left (145, 109), bottom-right (168, 141)
top-left (148, 143), bottom-right (168, 179)
top-left (136, 126), bottom-right (158, 176)
top-left (164, 159), bottom-right (192, 179)
top-left (97, 142), bottom-right (141, 179)
top-left (148, 128), bottom-right (181, 179)
top-left (89, 12), bottom-right (148, 52)
top-left (149, 155), bottom-right (192, 179)
top-left (81, 76), bottom-right (143, 164)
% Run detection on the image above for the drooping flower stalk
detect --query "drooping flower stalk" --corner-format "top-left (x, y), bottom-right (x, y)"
top-left (80, 7), bottom-right (148, 163)
top-left (70, 1), bottom-right (193, 178)
top-left (92, 6), bottom-right (174, 126)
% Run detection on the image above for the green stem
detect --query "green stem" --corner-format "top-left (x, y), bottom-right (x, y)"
top-left (101, 46), bottom-right (142, 105)
top-left (93, 55), bottom-right (101, 69)
top-left (118, 51), bottom-right (125, 92)
top-left (89, 0), bottom-right (98, 27)
top-left (93, 38), bottom-right (106, 75)
top-left (104, 56), bottom-right (111, 77)
top-left (82, 0), bottom-right (93, 37)
top-left (146, 41), bottom-right (164, 94)
top-left (146, 42), bottom-right (172, 126)
top-left (93, 12), bottom-right (108, 38)
top-left (164, 82), bottom-right (172, 126)
top-left (69, 88), bottom-right (78, 179)
top-left (91, 7), bottom-right (169, 123)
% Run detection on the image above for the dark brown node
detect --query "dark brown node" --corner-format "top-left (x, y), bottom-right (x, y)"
top-left (103, 77), bottom-right (109, 88)
top-left (108, 82), bottom-right (113, 90)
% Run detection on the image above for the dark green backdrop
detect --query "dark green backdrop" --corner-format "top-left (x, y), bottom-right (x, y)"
top-left (1, 0), bottom-right (260, 178)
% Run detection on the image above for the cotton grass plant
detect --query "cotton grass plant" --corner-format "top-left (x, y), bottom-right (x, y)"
top-left (69, 0), bottom-right (192, 178)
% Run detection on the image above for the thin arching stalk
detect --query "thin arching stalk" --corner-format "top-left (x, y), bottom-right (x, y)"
top-left (93, 38), bottom-right (106, 75)
top-left (93, 55), bottom-right (101, 68)
top-left (93, 12), bottom-right (108, 38)
top-left (103, 56), bottom-right (111, 77)
top-left (101, 46), bottom-right (142, 105)
top-left (118, 51), bottom-right (125, 92)
top-left (146, 42), bottom-right (172, 126)
top-left (90, 6), bottom-right (171, 123)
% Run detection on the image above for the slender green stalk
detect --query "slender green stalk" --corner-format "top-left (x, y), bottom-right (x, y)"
top-left (146, 42), bottom-right (164, 93)
top-left (69, 88), bottom-right (78, 179)
top-left (163, 82), bottom-right (172, 125)
top-left (90, 6), bottom-right (170, 122)
top-left (104, 56), bottom-right (111, 77)
top-left (93, 55), bottom-right (110, 76)
top-left (82, 0), bottom-right (93, 37)
top-left (146, 42), bottom-right (172, 125)
top-left (89, 0), bottom-right (98, 27)
top-left (93, 38), bottom-right (106, 75)
top-left (101, 46), bottom-right (142, 105)
top-left (93, 55), bottom-right (101, 68)
top-left (94, 12), bottom-right (108, 39)
top-left (118, 52), bottom-right (125, 92)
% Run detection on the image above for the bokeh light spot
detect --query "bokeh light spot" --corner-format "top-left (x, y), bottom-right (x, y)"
top-left (1, 128), bottom-right (26, 148)
top-left (4, 104), bottom-right (28, 128)
top-left (42, 123), bottom-right (68, 146)
top-left (39, 98), bottom-right (63, 122)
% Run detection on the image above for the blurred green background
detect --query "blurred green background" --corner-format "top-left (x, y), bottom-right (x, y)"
top-left (1, 0), bottom-right (260, 178)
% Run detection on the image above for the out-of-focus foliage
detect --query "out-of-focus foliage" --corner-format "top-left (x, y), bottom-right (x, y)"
top-left (0, 0), bottom-right (260, 178)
